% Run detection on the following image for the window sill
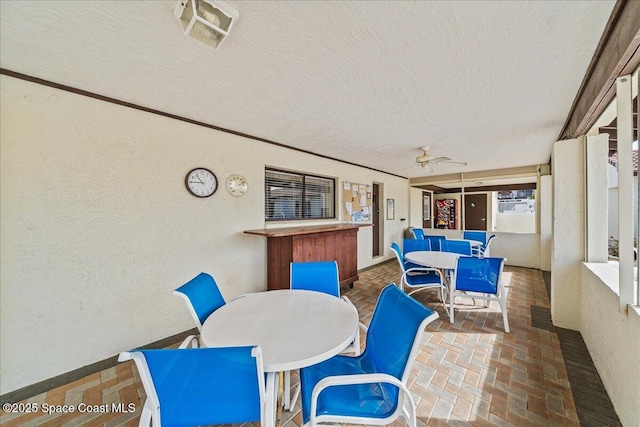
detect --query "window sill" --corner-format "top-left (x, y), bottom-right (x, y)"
top-left (584, 261), bottom-right (620, 294)
top-left (583, 261), bottom-right (640, 319)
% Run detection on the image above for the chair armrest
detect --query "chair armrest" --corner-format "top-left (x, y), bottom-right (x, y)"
top-left (340, 295), bottom-right (364, 318)
top-left (118, 352), bottom-right (133, 362)
top-left (357, 322), bottom-right (368, 334)
top-left (309, 373), bottom-right (415, 425)
top-left (179, 335), bottom-right (200, 348)
top-left (405, 267), bottom-right (443, 276)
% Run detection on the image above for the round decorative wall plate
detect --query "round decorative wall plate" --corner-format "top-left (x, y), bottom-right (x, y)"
top-left (226, 174), bottom-right (248, 197)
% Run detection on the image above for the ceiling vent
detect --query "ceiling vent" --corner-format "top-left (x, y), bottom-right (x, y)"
top-left (174, 0), bottom-right (239, 49)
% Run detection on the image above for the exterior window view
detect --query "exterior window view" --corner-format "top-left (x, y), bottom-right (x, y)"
top-left (607, 146), bottom-right (638, 260)
top-left (1, 1), bottom-right (639, 427)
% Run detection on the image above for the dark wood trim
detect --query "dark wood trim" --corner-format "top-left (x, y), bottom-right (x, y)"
top-left (559, 0), bottom-right (640, 140)
top-left (0, 68), bottom-right (408, 180)
top-left (416, 182), bottom-right (537, 194)
top-left (0, 328), bottom-right (197, 405)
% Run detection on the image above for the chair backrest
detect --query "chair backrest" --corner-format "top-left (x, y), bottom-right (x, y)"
top-left (484, 234), bottom-right (496, 249)
top-left (455, 257), bottom-right (505, 294)
top-left (463, 231), bottom-right (487, 245)
top-left (290, 261), bottom-right (340, 297)
top-left (121, 346), bottom-right (265, 426)
top-left (362, 284), bottom-right (438, 381)
top-left (423, 235), bottom-right (447, 251)
top-left (410, 228), bottom-right (426, 239)
top-left (390, 242), bottom-right (406, 272)
top-left (174, 272), bottom-right (226, 332)
top-left (403, 238), bottom-right (430, 255)
top-left (441, 239), bottom-right (472, 256)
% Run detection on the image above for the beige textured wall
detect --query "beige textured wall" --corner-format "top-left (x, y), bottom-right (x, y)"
top-left (0, 76), bottom-right (409, 394)
top-left (581, 264), bottom-right (640, 426)
top-left (551, 138), bottom-right (584, 329)
top-left (539, 175), bottom-right (552, 271)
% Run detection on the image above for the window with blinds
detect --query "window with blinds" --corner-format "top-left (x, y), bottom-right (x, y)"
top-left (265, 168), bottom-right (335, 220)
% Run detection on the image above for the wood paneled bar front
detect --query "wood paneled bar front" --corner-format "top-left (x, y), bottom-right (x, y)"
top-left (244, 224), bottom-right (365, 291)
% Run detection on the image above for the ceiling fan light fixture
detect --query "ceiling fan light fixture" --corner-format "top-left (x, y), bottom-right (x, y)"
top-left (416, 153), bottom-right (431, 163)
top-left (174, 0), bottom-right (239, 49)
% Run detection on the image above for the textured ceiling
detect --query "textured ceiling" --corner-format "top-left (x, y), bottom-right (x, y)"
top-left (0, 1), bottom-right (615, 178)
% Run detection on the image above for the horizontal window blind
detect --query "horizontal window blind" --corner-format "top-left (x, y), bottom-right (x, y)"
top-left (265, 169), bottom-right (335, 220)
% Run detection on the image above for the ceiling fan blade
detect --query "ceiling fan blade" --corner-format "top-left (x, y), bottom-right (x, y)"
top-left (440, 160), bottom-right (468, 166)
top-left (428, 156), bottom-right (451, 164)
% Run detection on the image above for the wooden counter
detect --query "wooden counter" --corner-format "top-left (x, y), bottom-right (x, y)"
top-left (245, 224), bottom-right (366, 290)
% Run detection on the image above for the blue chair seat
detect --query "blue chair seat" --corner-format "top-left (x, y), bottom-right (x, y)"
top-left (403, 261), bottom-right (423, 270)
top-left (299, 284), bottom-right (439, 426)
top-left (390, 242), bottom-right (445, 300)
top-left (449, 257), bottom-right (509, 332)
top-left (300, 354), bottom-right (399, 421)
top-left (405, 270), bottom-right (443, 286)
top-left (455, 276), bottom-right (498, 293)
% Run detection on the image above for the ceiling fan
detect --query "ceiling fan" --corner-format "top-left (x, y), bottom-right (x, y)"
top-left (415, 146), bottom-right (467, 171)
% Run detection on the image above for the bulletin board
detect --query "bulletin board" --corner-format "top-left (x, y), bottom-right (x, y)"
top-left (342, 181), bottom-right (372, 222)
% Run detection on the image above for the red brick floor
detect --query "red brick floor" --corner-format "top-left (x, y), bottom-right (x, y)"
top-left (0, 262), bottom-right (579, 427)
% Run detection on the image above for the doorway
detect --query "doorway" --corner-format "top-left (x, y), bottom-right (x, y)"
top-left (422, 191), bottom-right (432, 228)
top-left (464, 194), bottom-right (487, 230)
top-left (372, 183), bottom-right (381, 256)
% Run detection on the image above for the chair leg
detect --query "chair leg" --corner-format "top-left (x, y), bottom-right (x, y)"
top-left (289, 384), bottom-right (301, 412)
top-left (500, 297), bottom-right (510, 333)
top-left (353, 327), bottom-right (361, 356)
top-left (401, 390), bottom-right (417, 427)
top-left (283, 370), bottom-right (291, 409)
top-left (449, 288), bottom-right (455, 323)
top-left (139, 400), bottom-right (153, 427)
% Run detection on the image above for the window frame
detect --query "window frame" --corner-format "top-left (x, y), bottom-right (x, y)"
top-left (264, 167), bottom-right (336, 222)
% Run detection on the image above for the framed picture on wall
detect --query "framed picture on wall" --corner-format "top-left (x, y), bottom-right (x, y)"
top-left (386, 198), bottom-right (395, 220)
top-left (423, 194), bottom-right (431, 220)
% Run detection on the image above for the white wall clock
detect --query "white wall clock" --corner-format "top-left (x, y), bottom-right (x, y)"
top-left (185, 167), bottom-right (218, 198)
top-left (226, 174), bottom-right (248, 197)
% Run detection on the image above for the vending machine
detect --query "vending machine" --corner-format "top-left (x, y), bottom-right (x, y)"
top-left (435, 199), bottom-right (457, 229)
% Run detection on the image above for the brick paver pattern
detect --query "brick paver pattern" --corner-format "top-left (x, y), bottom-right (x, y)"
top-left (1, 262), bottom-right (579, 427)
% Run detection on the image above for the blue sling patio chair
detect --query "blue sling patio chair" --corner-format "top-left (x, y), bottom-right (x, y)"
top-left (449, 257), bottom-right (510, 332)
top-left (299, 284), bottom-right (439, 427)
top-left (478, 234), bottom-right (496, 257)
top-left (462, 230), bottom-right (487, 246)
top-left (410, 227), bottom-right (426, 239)
top-left (441, 239), bottom-right (473, 256)
top-left (463, 231), bottom-right (496, 257)
top-left (287, 261), bottom-right (367, 411)
top-left (118, 337), bottom-right (266, 427)
top-left (423, 234), bottom-right (447, 251)
top-left (391, 242), bottom-right (445, 303)
top-left (402, 238), bottom-right (431, 269)
top-left (173, 272), bottom-right (226, 334)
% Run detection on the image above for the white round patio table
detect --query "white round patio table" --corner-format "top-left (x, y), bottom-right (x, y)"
top-left (404, 251), bottom-right (469, 323)
top-left (201, 289), bottom-right (359, 427)
top-left (447, 238), bottom-right (483, 250)
top-left (404, 250), bottom-right (465, 270)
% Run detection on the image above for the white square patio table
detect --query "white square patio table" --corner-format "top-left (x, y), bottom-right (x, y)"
top-left (200, 289), bottom-right (359, 427)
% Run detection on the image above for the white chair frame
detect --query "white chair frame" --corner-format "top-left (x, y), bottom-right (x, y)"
top-left (303, 309), bottom-right (438, 427)
top-left (118, 336), bottom-right (266, 427)
top-left (449, 258), bottom-right (509, 333)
